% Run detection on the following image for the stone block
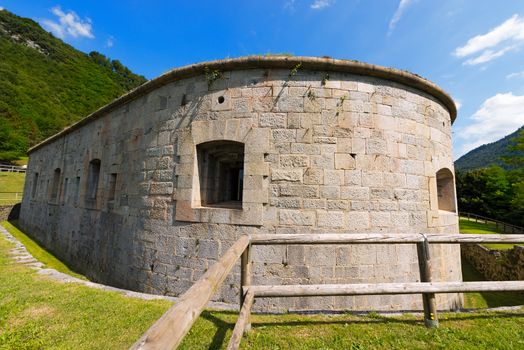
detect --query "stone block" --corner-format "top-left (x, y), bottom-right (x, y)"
top-left (259, 113), bottom-right (287, 128)
top-left (317, 211), bottom-right (345, 228)
top-left (340, 186), bottom-right (369, 200)
top-left (280, 184), bottom-right (318, 198)
top-left (335, 153), bottom-right (356, 170)
top-left (347, 211), bottom-right (370, 230)
top-left (304, 168), bottom-right (323, 185)
top-left (290, 143), bottom-right (321, 155)
top-left (150, 182), bottom-right (173, 195)
top-left (370, 212), bottom-right (391, 227)
top-left (320, 186), bottom-right (340, 199)
top-left (272, 129), bottom-right (296, 142)
top-left (324, 169), bottom-right (344, 185)
top-left (344, 170), bottom-right (362, 186)
top-left (279, 210), bottom-right (315, 226)
top-left (271, 169), bottom-right (303, 182)
top-left (280, 155), bottom-right (309, 168)
top-left (361, 171), bottom-right (384, 187)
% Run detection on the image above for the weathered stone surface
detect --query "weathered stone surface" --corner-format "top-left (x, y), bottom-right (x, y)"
top-left (20, 57), bottom-right (460, 312)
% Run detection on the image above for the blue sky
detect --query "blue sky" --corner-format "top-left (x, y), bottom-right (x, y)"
top-left (2, 0), bottom-right (524, 159)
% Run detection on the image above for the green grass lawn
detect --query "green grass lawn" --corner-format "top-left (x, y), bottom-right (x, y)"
top-left (0, 225), bottom-right (172, 349)
top-left (459, 218), bottom-right (516, 250)
top-left (458, 218), bottom-right (524, 308)
top-left (0, 172), bottom-right (25, 205)
top-left (1, 221), bottom-right (524, 349)
top-left (2, 221), bottom-right (85, 279)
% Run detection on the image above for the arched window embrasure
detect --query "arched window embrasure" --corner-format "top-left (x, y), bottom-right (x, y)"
top-left (86, 159), bottom-right (101, 202)
top-left (436, 168), bottom-right (456, 212)
top-left (50, 168), bottom-right (61, 202)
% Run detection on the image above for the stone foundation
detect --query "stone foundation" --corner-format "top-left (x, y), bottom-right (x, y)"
top-left (461, 244), bottom-right (524, 281)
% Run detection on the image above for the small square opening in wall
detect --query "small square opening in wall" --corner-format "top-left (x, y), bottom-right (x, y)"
top-left (196, 140), bottom-right (244, 209)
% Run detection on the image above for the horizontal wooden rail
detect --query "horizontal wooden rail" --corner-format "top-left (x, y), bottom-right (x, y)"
top-left (131, 231), bottom-right (524, 349)
top-left (0, 165), bottom-right (26, 173)
top-left (251, 233), bottom-right (524, 245)
top-left (130, 235), bottom-right (250, 350)
top-left (248, 281), bottom-right (524, 298)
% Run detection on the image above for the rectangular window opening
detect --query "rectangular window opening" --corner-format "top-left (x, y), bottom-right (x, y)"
top-left (86, 159), bottom-right (101, 203)
top-left (197, 141), bottom-right (244, 209)
top-left (74, 176), bottom-right (80, 206)
top-left (63, 178), bottom-right (69, 204)
top-left (31, 173), bottom-right (39, 199)
top-left (50, 168), bottom-right (61, 202)
top-left (108, 173), bottom-right (117, 202)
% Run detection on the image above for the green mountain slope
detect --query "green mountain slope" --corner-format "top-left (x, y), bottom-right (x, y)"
top-left (455, 126), bottom-right (524, 171)
top-left (0, 9), bottom-right (146, 160)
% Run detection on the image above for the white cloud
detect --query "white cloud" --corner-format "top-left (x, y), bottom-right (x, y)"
top-left (463, 45), bottom-right (517, 65)
top-left (310, 0), bottom-right (333, 10)
top-left (388, 0), bottom-right (416, 35)
top-left (454, 99), bottom-right (462, 111)
top-left (0, 7), bottom-right (4, 11)
top-left (454, 14), bottom-right (524, 65)
top-left (456, 92), bottom-right (524, 156)
top-left (42, 6), bottom-right (94, 39)
top-left (106, 36), bottom-right (114, 48)
top-left (506, 70), bottom-right (524, 79)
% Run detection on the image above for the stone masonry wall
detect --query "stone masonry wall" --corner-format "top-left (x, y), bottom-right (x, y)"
top-left (19, 58), bottom-right (462, 312)
top-left (462, 244), bottom-right (524, 281)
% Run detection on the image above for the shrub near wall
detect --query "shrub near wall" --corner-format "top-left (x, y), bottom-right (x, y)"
top-left (461, 244), bottom-right (524, 280)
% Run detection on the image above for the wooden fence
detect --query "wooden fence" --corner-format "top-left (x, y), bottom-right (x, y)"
top-left (0, 192), bottom-right (23, 204)
top-left (0, 164), bottom-right (26, 173)
top-left (460, 211), bottom-right (524, 234)
top-left (131, 232), bottom-right (524, 350)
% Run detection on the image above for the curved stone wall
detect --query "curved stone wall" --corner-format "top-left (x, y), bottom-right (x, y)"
top-left (19, 56), bottom-right (462, 311)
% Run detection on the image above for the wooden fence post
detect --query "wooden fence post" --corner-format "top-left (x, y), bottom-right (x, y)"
top-left (240, 243), bottom-right (252, 331)
top-left (417, 234), bottom-right (438, 328)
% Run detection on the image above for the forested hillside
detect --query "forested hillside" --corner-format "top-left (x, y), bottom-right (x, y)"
top-left (456, 129), bottom-right (524, 227)
top-left (0, 9), bottom-right (146, 161)
top-left (455, 126), bottom-right (524, 171)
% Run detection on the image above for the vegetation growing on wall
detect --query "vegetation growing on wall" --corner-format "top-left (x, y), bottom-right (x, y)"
top-left (0, 10), bottom-right (146, 161)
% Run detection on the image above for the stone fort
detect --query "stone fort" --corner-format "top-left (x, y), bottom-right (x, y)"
top-left (19, 56), bottom-right (462, 311)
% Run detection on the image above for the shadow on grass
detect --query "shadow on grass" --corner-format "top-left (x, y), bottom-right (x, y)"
top-left (200, 311), bottom-right (235, 349)
top-left (200, 308), bottom-right (524, 349)
top-left (462, 257), bottom-right (524, 307)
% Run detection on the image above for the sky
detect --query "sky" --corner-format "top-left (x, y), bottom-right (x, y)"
top-left (2, 0), bottom-right (524, 159)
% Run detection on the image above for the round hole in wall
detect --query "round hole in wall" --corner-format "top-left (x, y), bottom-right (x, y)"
top-left (217, 96), bottom-right (225, 104)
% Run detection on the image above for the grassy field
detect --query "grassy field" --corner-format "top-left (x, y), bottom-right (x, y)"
top-left (0, 225), bottom-right (172, 349)
top-left (1, 220), bottom-right (524, 349)
top-left (0, 172), bottom-right (25, 205)
top-left (459, 218), bottom-right (524, 307)
top-left (2, 221), bottom-right (85, 279)
top-left (459, 218), bottom-right (516, 250)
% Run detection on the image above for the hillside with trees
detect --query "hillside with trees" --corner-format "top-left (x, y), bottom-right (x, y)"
top-left (456, 129), bottom-right (524, 227)
top-left (455, 126), bottom-right (524, 171)
top-left (0, 9), bottom-right (146, 161)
